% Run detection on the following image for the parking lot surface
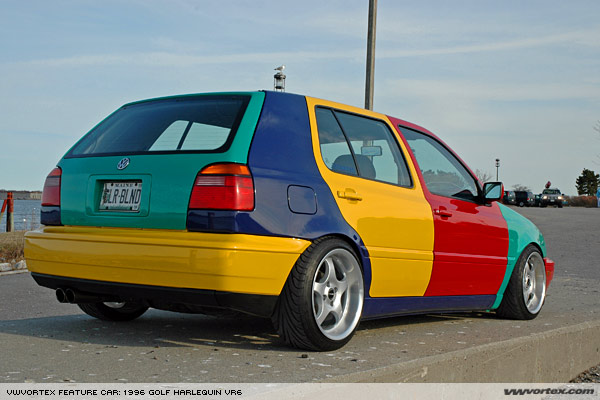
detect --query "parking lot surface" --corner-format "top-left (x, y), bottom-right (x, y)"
top-left (0, 207), bottom-right (598, 382)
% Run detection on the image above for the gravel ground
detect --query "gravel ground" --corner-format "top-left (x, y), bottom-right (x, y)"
top-left (0, 230), bottom-right (25, 265)
top-left (571, 364), bottom-right (600, 383)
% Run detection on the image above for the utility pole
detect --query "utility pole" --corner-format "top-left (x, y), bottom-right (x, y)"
top-left (364, 0), bottom-right (377, 110)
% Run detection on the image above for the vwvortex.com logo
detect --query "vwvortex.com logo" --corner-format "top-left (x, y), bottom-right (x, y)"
top-left (504, 387), bottom-right (595, 395)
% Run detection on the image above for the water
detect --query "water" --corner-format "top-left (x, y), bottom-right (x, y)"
top-left (1, 199), bottom-right (42, 231)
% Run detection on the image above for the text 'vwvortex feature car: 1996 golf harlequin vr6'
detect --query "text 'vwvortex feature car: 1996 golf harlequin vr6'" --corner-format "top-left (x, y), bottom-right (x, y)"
top-left (25, 91), bottom-right (554, 351)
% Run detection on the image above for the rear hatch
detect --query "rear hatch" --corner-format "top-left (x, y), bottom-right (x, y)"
top-left (57, 92), bottom-right (265, 229)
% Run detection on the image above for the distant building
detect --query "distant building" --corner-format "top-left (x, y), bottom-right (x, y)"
top-left (0, 190), bottom-right (43, 200)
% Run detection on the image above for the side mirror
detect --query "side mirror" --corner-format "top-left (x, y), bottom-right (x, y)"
top-left (483, 182), bottom-right (504, 203)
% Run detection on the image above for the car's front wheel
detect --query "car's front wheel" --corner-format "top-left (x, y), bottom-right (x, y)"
top-left (272, 237), bottom-right (364, 351)
top-left (496, 245), bottom-right (546, 320)
top-left (78, 302), bottom-right (148, 321)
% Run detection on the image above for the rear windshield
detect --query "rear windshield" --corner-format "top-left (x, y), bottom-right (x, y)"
top-left (66, 95), bottom-right (250, 157)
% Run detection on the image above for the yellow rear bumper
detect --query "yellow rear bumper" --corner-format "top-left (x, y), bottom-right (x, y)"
top-left (25, 226), bottom-right (310, 296)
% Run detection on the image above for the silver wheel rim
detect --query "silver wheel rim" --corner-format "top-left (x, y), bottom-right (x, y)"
top-left (104, 302), bottom-right (125, 309)
top-left (311, 248), bottom-right (364, 341)
top-left (522, 252), bottom-right (546, 314)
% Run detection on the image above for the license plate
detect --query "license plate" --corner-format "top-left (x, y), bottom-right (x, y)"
top-left (100, 181), bottom-right (142, 212)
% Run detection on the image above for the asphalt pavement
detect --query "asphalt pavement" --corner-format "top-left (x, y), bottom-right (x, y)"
top-left (0, 206), bottom-right (598, 383)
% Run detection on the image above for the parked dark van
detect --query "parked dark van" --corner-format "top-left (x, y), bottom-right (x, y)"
top-left (514, 191), bottom-right (534, 207)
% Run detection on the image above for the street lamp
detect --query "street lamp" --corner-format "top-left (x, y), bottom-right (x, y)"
top-left (495, 158), bottom-right (500, 181)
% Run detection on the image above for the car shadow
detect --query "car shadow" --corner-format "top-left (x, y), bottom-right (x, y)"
top-left (0, 308), bottom-right (495, 352)
top-left (0, 310), bottom-right (292, 351)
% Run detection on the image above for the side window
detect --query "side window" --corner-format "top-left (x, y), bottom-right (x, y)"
top-left (401, 127), bottom-right (479, 201)
top-left (334, 112), bottom-right (412, 186)
top-left (315, 108), bottom-right (358, 176)
top-left (315, 107), bottom-right (412, 187)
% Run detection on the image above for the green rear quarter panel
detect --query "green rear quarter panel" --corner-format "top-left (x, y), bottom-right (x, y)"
top-left (58, 92), bottom-right (265, 230)
top-left (492, 203), bottom-right (548, 308)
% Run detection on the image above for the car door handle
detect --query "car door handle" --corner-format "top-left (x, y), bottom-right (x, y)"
top-left (337, 189), bottom-right (363, 201)
top-left (434, 208), bottom-right (453, 218)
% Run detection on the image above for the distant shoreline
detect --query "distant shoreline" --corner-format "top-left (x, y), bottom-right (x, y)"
top-left (0, 190), bottom-right (42, 200)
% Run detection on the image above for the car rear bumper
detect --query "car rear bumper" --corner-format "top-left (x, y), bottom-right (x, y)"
top-left (25, 226), bottom-right (310, 297)
top-left (30, 273), bottom-right (279, 317)
top-left (544, 257), bottom-right (555, 288)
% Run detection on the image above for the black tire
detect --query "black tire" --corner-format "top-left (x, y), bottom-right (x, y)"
top-left (519, 201), bottom-right (524, 207)
top-left (496, 245), bottom-right (546, 320)
top-left (78, 302), bottom-right (148, 321)
top-left (272, 237), bottom-right (364, 351)
top-left (558, 204), bottom-right (563, 208)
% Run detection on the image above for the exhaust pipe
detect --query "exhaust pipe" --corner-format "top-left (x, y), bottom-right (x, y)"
top-left (55, 287), bottom-right (117, 304)
top-left (65, 288), bottom-right (117, 303)
top-left (55, 288), bottom-right (68, 303)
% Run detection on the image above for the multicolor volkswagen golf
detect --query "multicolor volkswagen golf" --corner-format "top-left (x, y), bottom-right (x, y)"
top-left (25, 91), bottom-right (554, 351)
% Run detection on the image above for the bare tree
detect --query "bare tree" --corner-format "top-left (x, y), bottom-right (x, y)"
top-left (474, 169), bottom-right (493, 183)
top-left (512, 184), bottom-right (531, 192)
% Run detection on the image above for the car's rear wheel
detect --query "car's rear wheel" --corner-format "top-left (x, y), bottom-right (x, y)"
top-left (272, 237), bottom-right (364, 351)
top-left (78, 302), bottom-right (148, 321)
top-left (496, 245), bottom-right (546, 320)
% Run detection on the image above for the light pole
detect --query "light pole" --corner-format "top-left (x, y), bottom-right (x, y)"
top-left (364, 0), bottom-right (377, 110)
top-left (495, 158), bottom-right (500, 181)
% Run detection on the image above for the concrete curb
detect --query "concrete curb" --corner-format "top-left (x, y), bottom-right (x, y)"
top-left (0, 260), bottom-right (28, 276)
top-left (322, 320), bottom-right (600, 383)
top-left (0, 269), bottom-right (29, 276)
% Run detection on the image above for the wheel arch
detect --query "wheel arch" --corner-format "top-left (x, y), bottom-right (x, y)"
top-left (315, 233), bottom-right (367, 271)
top-left (493, 203), bottom-right (548, 309)
top-left (282, 233), bottom-right (372, 297)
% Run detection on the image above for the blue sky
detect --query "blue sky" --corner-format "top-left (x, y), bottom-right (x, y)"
top-left (1, 0), bottom-right (599, 195)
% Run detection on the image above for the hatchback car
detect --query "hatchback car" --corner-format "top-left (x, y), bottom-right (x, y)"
top-left (25, 91), bottom-right (554, 351)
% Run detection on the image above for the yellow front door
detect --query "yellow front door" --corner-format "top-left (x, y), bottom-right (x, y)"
top-left (306, 97), bottom-right (435, 297)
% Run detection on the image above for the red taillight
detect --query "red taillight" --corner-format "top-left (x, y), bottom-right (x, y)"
top-left (41, 167), bottom-right (61, 206)
top-left (188, 164), bottom-right (254, 211)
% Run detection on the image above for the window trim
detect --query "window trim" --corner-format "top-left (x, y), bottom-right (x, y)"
top-left (315, 107), bottom-right (360, 177)
top-left (316, 106), bottom-right (414, 189)
top-left (398, 124), bottom-right (484, 204)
